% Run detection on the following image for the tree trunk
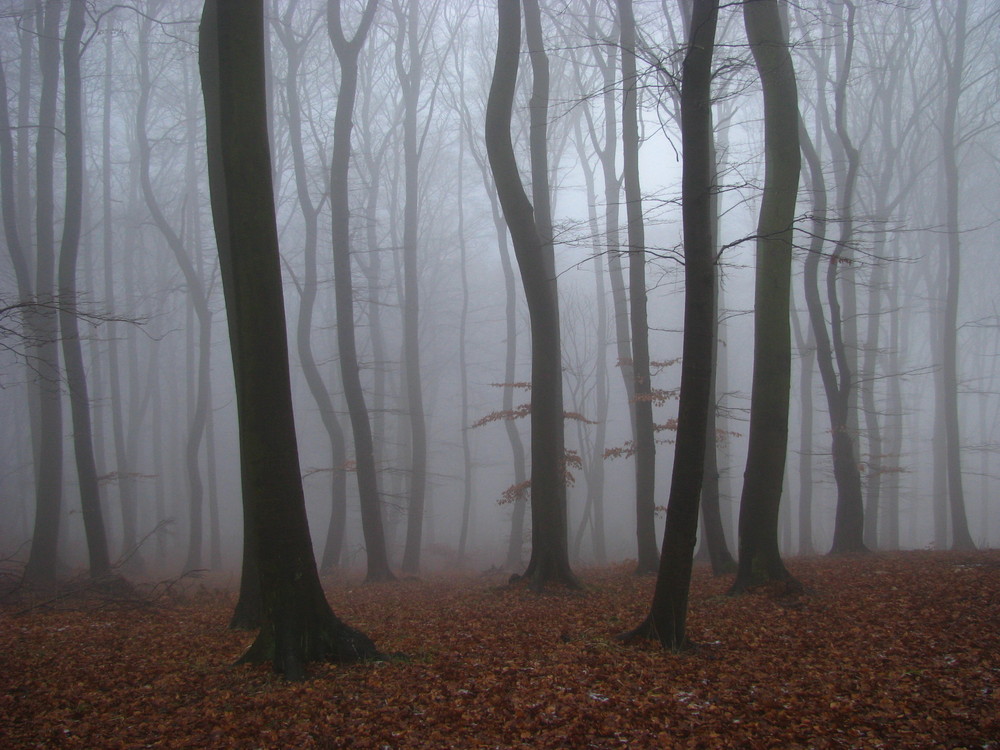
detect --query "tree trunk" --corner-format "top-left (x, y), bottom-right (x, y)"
top-left (791, 306), bottom-right (816, 555)
top-left (57, 0), bottom-right (111, 579)
top-left (200, 0), bottom-right (378, 679)
top-left (395, 0), bottom-right (428, 575)
top-left (571, 113), bottom-right (610, 566)
top-left (271, 5), bottom-right (350, 575)
top-left (861, 238), bottom-right (885, 550)
top-left (327, 0), bottom-right (394, 582)
top-left (933, 0), bottom-right (975, 550)
top-left (24, 0), bottom-right (64, 586)
top-left (699, 112), bottom-right (735, 575)
top-left (623, 0), bottom-right (717, 649)
top-left (486, 0), bottom-right (576, 590)
top-left (462, 92), bottom-right (529, 571)
top-left (730, 0), bottom-right (801, 594)
top-left (457, 112), bottom-right (474, 563)
top-left (617, 0), bottom-right (658, 575)
top-left (825, 0), bottom-right (866, 555)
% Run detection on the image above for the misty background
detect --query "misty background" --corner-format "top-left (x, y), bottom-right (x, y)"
top-left (1, 0), bottom-right (998, 578)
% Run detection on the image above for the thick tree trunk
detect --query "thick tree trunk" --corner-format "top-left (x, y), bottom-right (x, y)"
top-left (730, 0), bottom-right (801, 594)
top-left (624, 0), bottom-right (717, 650)
top-left (200, 0), bottom-right (378, 678)
top-left (24, 0), bottom-right (64, 586)
top-left (486, 0), bottom-right (576, 590)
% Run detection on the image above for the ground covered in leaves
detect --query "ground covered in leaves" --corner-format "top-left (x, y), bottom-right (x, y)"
top-left (1, 550), bottom-right (998, 749)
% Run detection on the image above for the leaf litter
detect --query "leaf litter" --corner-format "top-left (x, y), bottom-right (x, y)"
top-left (1, 550), bottom-right (998, 748)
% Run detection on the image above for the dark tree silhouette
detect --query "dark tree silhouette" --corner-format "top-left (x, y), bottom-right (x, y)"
top-left (327, 0), bottom-right (395, 582)
top-left (199, 0), bottom-right (378, 679)
top-left (623, 0), bottom-right (718, 649)
top-left (618, 0), bottom-right (659, 575)
top-left (58, 0), bottom-right (111, 578)
top-left (729, 0), bottom-right (802, 594)
top-left (24, 0), bottom-right (64, 586)
top-left (485, 0), bottom-right (577, 590)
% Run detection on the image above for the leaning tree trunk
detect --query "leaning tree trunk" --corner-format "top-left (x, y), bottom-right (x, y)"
top-left (200, 0), bottom-right (378, 680)
top-left (485, 0), bottom-right (577, 590)
top-left (730, 0), bottom-right (801, 594)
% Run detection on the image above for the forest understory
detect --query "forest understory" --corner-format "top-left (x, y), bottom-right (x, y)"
top-left (1, 550), bottom-right (998, 749)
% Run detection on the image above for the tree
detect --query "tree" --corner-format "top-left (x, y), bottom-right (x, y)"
top-left (270, 1), bottom-right (351, 574)
top-left (485, 0), bottom-right (576, 590)
top-left (58, 0), bottom-right (111, 578)
top-left (199, 0), bottom-right (378, 679)
top-left (327, 0), bottom-right (395, 582)
top-left (730, 0), bottom-right (801, 593)
top-left (458, 95), bottom-right (528, 571)
top-left (931, 0), bottom-right (975, 550)
top-left (622, 0), bottom-right (718, 649)
top-left (617, 0), bottom-right (659, 576)
top-left (393, 0), bottom-right (428, 575)
top-left (23, 0), bottom-right (64, 586)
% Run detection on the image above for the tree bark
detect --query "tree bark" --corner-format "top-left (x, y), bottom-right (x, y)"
top-left (485, 0), bottom-right (576, 590)
top-left (327, 0), bottom-right (394, 582)
top-left (623, 0), bottom-right (717, 649)
top-left (24, 0), bottom-right (64, 586)
top-left (616, 0), bottom-right (659, 575)
top-left (58, 0), bottom-right (111, 579)
top-left (730, 0), bottom-right (801, 593)
top-left (200, 0), bottom-right (378, 679)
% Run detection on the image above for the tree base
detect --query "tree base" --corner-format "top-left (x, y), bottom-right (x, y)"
top-left (517, 556), bottom-right (582, 592)
top-left (728, 555), bottom-right (801, 596)
top-left (616, 616), bottom-right (693, 653)
top-left (238, 607), bottom-right (380, 681)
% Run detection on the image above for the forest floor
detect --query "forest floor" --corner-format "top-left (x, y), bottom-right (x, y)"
top-left (1, 550), bottom-right (998, 749)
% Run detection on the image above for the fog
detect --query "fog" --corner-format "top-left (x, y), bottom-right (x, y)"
top-left (1, 0), bottom-right (998, 582)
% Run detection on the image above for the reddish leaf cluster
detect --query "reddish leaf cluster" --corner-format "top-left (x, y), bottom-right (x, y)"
top-left (1, 551), bottom-right (998, 748)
